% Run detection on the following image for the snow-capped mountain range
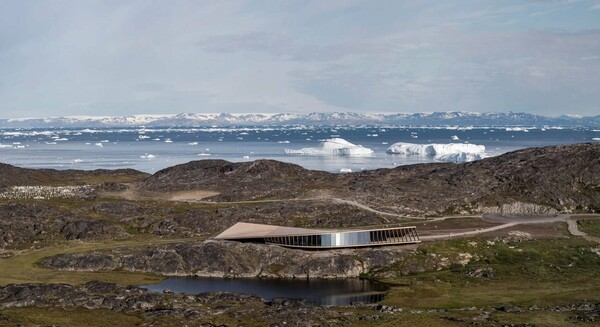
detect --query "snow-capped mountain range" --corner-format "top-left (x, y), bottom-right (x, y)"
top-left (1, 112), bottom-right (599, 128)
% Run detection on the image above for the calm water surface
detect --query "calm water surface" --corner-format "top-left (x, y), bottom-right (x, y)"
top-left (143, 277), bottom-right (389, 306)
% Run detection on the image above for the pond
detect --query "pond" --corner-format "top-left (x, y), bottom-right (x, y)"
top-left (142, 277), bottom-right (389, 306)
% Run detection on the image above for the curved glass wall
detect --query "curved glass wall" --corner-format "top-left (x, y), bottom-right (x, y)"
top-left (263, 226), bottom-right (420, 249)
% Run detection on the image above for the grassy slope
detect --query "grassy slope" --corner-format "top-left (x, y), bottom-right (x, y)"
top-left (0, 236), bottom-right (208, 286)
top-left (578, 219), bottom-right (600, 238)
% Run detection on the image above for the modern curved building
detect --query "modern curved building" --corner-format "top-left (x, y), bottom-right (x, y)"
top-left (214, 222), bottom-right (420, 249)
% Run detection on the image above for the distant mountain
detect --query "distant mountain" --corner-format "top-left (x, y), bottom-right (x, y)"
top-left (1, 111), bottom-right (599, 128)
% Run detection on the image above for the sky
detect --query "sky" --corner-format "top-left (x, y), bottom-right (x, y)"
top-left (1, 0), bottom-right (599, 118)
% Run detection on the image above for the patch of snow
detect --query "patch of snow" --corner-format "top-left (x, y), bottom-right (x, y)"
top-left (339, 168), bottom-right (353, 173)
top-left (386, 142), bottom-right (486, 162)
top-left (285, 138), bottom-right (374, 156)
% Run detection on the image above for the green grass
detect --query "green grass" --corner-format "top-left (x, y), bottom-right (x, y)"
top-left (1, 308), bottom-right (142, 327)
top-left (379, 237), bottom-right (600, 310)
top-left (578, 219), bottom-right (600, 238)
top-left (0, 236), bottom-right (206, 287)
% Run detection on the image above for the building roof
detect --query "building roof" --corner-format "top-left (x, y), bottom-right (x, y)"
top-left (214, 222), bottom-right (332, 239)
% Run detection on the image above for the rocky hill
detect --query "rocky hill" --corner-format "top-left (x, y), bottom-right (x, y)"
top-left (140, 159), bottom-right (332, 201)
top-left (139, 143), bottom-right (600, 215)
top-left (0, 163), bottom-right (147, 189)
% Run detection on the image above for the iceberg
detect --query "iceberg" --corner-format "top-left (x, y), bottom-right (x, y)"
top-left (285, 138), bottom-right (374, 156)
top-left (140, 153), bottom-right (156, 159)
top-left (386, 142), bottom-right (486, 162)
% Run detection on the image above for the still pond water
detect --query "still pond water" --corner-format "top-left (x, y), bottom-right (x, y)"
top-left (143, 277), bottom-right (388, 306)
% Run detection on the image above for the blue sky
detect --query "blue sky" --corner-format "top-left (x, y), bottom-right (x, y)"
top-left (1, 0), bottom-right (599, 118)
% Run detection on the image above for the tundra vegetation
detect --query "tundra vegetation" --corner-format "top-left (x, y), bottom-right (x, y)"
top-left (0, 143), bottom-right (599, 326)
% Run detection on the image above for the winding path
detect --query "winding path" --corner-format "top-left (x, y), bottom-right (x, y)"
top-left (108, 187), bottom-right (600, 242)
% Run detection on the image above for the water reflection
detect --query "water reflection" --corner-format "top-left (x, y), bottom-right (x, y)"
top-left (143, 277), bottom-right (388, 306)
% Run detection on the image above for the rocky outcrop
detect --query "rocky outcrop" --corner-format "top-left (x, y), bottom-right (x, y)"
top-left (140, 159), bottom-right (331, 201)
top-left (0, 163), bottom-right (147, 188)
top-left (0, 281), bottom-right (342, 325)
top-left (41, 240), bottom-right (411, 279)
top-left (481, 202), bottom-right (559, 216)
top-left (0, 199), bottom-right (383, 250)
top-left (139, 143), bottom-right (600, 215)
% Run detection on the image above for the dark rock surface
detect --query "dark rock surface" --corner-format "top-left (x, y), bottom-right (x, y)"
top-left (0, 163), bottom-right (146, 188)
top-left (0, 198), bottom-right (382, 250)
top-left (0, 281), bottom-right (348, 325)
top-left (0, 202), bottom-right (130, 249)
top-left (140, 143), bottom-right (600, 214)
top-left (140, 159), bottom-right (331, 201)
top-left (41, 240), bottom-right (412, 278)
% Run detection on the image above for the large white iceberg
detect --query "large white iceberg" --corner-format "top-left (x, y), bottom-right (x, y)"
top-left (386, 142), bottom-right (486, 162)
top-left (285, 138), bottom-right (374, 156)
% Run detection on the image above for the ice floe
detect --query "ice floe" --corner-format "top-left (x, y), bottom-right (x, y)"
top-left (386, 142), bottom-right (486, 162)
top-left (284, 138), bottom-right (374, 156)
top-left (140, 153), bottom-right (156, 159)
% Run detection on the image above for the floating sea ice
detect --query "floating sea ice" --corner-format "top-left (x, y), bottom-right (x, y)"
top-left (140, 153), bottom-right (156, 159)
top-left (188, 142), bottom-right (198, 145)
top-left (0, 144), bottom-right (13, 148)
top-left (339, 168), bottom-right (353, 173)
top-left (278, 140), bottom-right (290, 144)
top-left (386, 142), bottom-right (486, 162)
top-left (505, 127), bottom-right (529, 132)
top-left (164, 139), bottom-right (173, 143)
top-left (243, 155), bottom-right (250, 159)
top-left (138, 135), bottom-right (150, 139)
top-left (593, 138), bottom-right (600, 141)
top-left (72, 159), bottom-right (84, 163)
top-left (197, 153), bottom-right (211, 156)
top-left (285, 138), bottom-right (374, 156)
top-left (45, 142), bottom-right (57, 145)
top-left (451, 135), bottom-right (460, 141)
top-left (95, 143), bottom-right (103, 147)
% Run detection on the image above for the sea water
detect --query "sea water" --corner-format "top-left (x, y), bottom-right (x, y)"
top-left (0, 126), bottom-right (597, 173)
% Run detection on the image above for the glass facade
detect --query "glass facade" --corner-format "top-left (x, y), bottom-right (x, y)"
top-left (263, 226), bottom-right (420, 249)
